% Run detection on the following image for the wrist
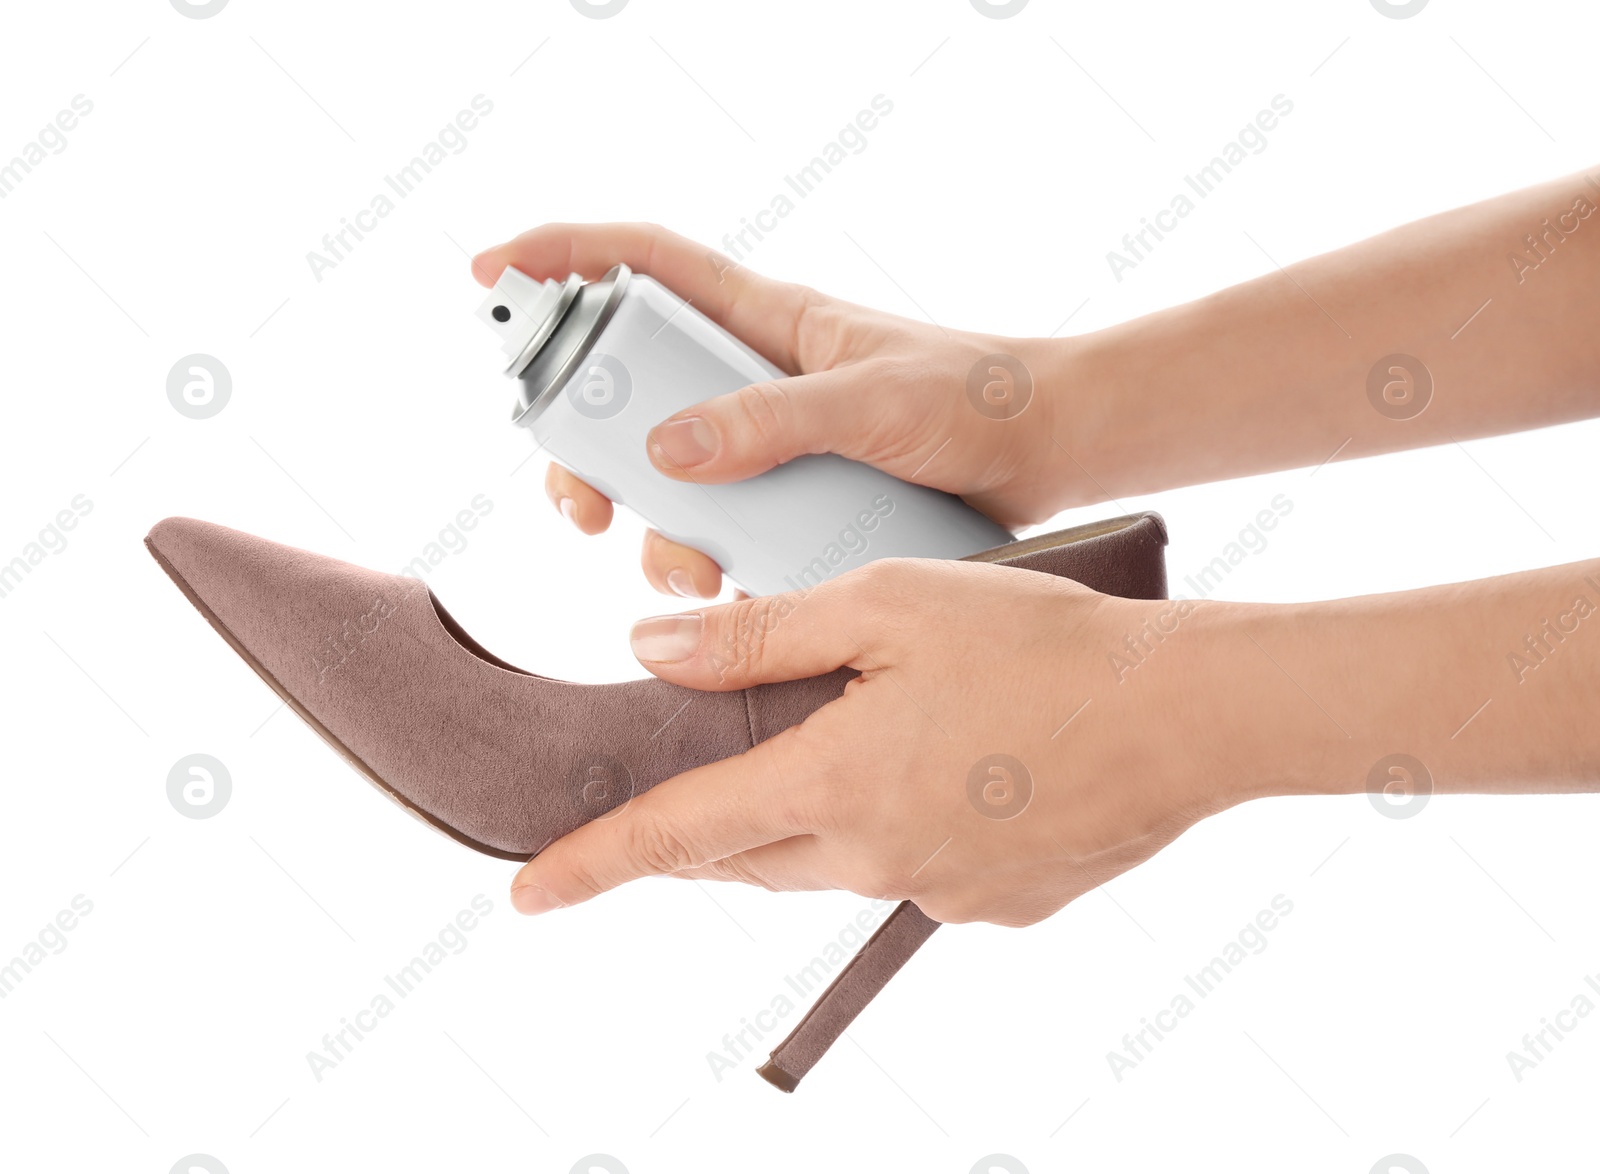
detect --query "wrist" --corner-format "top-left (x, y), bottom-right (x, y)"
top-left (1170, 571), bottom-right (1600, 806)
top-left (1010, 309), bottom-right (1209, 511)
top-left (1172, 599), bottom-right (1373, 807)
top-left (1009, 331), bottom-right (1118, 513)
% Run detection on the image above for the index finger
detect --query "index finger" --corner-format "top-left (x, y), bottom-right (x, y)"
top-left (509, 731), bottom-right (813, 913)
top-left (472, 221), bottom-right (811, 372)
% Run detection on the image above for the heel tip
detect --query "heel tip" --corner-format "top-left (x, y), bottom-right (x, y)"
top-left (756, 1059), bottom-right (798, 1093)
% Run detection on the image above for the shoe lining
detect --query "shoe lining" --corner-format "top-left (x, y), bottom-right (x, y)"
top-left (962, 512), bottom-right (1142, 563)
top-left (428, 592), bottom-right (537, 676)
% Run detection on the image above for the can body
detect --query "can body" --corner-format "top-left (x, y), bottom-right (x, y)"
top-left (515, 272), bottom-right (1013, 597)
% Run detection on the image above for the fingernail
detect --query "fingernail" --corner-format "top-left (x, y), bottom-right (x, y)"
top-left (511, 884), bottom-right (561, 915)
top-left (649, 416), bottom-right (717, 469)
top-left (631, 613), bottom-right (702, 662)
top-left (558, 496), bottom-right (577, 524)
top-left (667, 568), bottom-right (702, 598)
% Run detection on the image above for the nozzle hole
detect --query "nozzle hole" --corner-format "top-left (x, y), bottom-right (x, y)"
top-left (491, 305), bottom-right (511, 323)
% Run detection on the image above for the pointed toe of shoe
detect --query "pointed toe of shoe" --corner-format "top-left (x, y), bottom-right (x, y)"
top-left (145, 516), bottom-right (501, 844)
top-left (147, 516), bottom-right (387, 649)
top-left (144, 517), bottom-right (756, 859)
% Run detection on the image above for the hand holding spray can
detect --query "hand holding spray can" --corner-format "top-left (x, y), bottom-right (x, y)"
top-left (478, 264), bottom-right (1014, 597)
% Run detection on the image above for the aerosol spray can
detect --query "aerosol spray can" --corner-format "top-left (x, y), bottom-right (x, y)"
top-left (478, 263), bottom-right (1014, 596)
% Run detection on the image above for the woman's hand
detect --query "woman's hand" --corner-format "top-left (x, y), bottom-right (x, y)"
top-left (507, 551), bottom-right (1600, 925)
top-left (475, 170), bottom-right (1600, 599)
top-left (472, 223), bottom-right (1079, 601)
top-left (508, 558), bottom-right (1247, 926)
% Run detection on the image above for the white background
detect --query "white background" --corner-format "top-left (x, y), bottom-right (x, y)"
top-left (1, 0), bottom-right (1597, 1170)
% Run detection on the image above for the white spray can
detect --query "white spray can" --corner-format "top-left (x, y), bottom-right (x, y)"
top-left (478, 263), bottom-right (1014, 596)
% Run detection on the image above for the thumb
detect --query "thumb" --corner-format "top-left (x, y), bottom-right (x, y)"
top-left (628, 564), bottom-right (901, 690)
top-left (645, 367), bottom-right (886, 483)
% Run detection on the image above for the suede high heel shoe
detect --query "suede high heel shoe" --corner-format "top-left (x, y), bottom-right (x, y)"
top-left (145, 511), bottom-right (1169, 1090)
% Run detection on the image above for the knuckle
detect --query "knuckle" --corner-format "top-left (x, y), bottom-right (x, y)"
top-left (732, 380), bottom-right (795, 449)
top-left (556, 858), bottom-right (607, 904)
top-left (766, 727), bottom-right (846, 833)
top-left (856, 355), bottom-right (904, 395)
top-left (707, 855), bottom-right (781, 892)
top-left (827, 558), bottom-right (921, 643)
top-left (636, 222), bottom-right (670, 276)
top-left (690, 857), bottom-right (740, 884)
top-left (842, 860), bottom-right (915, 903)
top-left (640, 529), bottom-right (672, 573)
top-left (846, 556), bottom-right (909, 596)
top-left (789, 283), bottom-right (833, 361)
top-left (709, 595), bottom-right (787, 681)
top-left (626, 820), bottom-right (700, 875)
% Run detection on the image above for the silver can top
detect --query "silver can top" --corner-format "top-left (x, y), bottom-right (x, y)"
top-left (476, 266), bottom-right (583, 376)
top-left (477, 263), bottom-right (632, 423)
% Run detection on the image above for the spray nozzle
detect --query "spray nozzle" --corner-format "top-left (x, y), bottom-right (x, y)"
top-left (476, 265), bottom-right (584, 376)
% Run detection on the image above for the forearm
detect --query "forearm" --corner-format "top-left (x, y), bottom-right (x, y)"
top-left (1179, 559), bottom-right (1600, 806)
top-left (1045, 165), bottom-right (1600, 502)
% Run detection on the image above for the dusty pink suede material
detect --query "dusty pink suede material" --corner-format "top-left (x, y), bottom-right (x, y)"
top-left (145, 510), bottom-right (1169, 1089)
top-left (146, 513), bottom-right (1167, 856)
top-left (755, 900), bottom-right (941, 1091)
top-left (145, 517), bottom-right (754, 857)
